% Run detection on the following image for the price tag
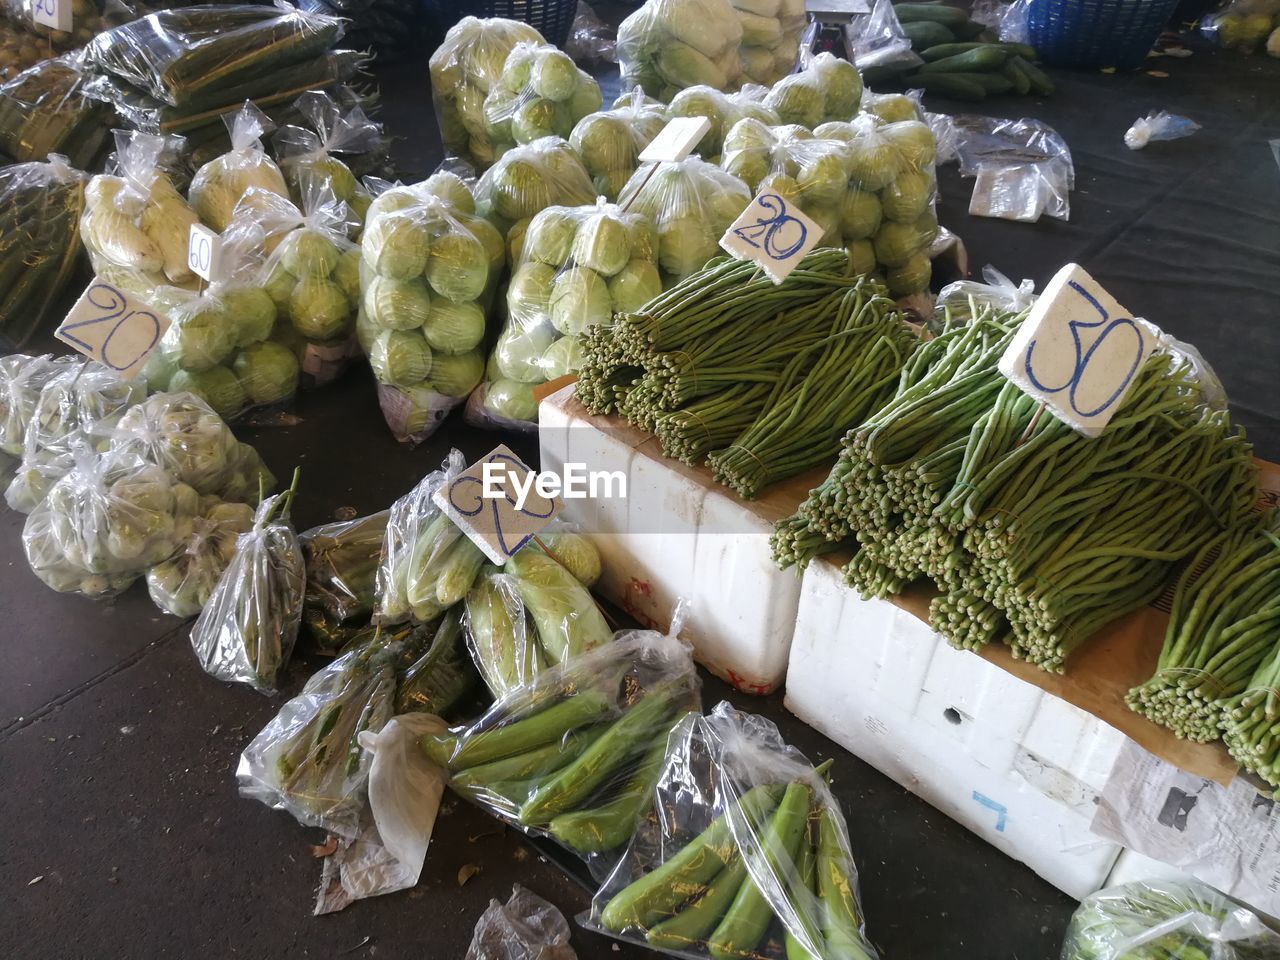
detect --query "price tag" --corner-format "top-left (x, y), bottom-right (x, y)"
top-left (638, 117), bottom-right (712, 163)
top-left (187, 223), bottom-right (223, 282)
top-left (998, 263), bottom-right (1156, 438)
top-left (54, 280), bottom-right (169, 379)
top-left (719, 191), bottom-right (824, 284)
top-left (31, 0), bottom-right (71, 31)
top-left (432, 445), bottom-right (562, 565)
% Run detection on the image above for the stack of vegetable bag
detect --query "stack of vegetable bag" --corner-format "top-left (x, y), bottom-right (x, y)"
top-left (476, 39), bottom-right (602, 163)
top-left (616, 155), bottom-right (751, 287)
top-left (81, 130), bottom-right (201, 291)
top-left (358, 179), bottom-right (499, 444)
top-left (0, 156), bottom-right (86, 349)
top-left (299, 509), bottom-right (389, 653)
top-left (0, 55), bottom-right (116, 166)
top-left (274, 90), bottom-right (384, 235)
top-left (663, 84), bottom-right (779, 162)
top-left (732, 0), bottom-right (806, 87)
top-left (474, 200), bottom-right (662, 427)
top-left (570, 90), bottom-right (669, 202)
top-left (428, 15), bottom-right (546, 171)
top-left (0, 354), bottom-right (75, 488)
top-left (187, 102), bottom-right (290, 233)
top-left (83, 5), bottom-right (361, 151)
top-left (763, 51), bottom-right (864, 128)
top-left (423, 614), bottom-right (699, 871)
top-left (586, 702), bottom-right (879, 960)
top-left (617, 0), bottom-right (744, 101)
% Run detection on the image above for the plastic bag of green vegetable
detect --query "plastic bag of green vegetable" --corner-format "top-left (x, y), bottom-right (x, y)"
top-left (586, 700), bottom-right (879, 960)
top-left (732, 0), bottom-right (807, 87)
top-left (300, 509), bottom-right (389, 626)
top-left (1061, 879), bottom-right (1279, 960)
top-left (188, 101), bottom-right (290, 232)
top-left (422, 609), bottom-right (701, 876)
top-left (0, 354), bottom-right (76, 457)
top-left (189, 471), bottom-right (304, 693)
top-left (146, 496), bottom-right (255, 617)
top-left (473, 135), bottom-right (597, 250)
top-left (617, 0), bottom-right (745, 100)
top-left (570, 90), bottom-right (670, 202)
top-left (662, 83), bottom-right (779, 160)
top-left (428, 15), bottom-right (547, 171)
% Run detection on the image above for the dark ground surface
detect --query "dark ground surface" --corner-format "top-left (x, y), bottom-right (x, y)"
top-left (3, 21), bottom-right (1279, 960)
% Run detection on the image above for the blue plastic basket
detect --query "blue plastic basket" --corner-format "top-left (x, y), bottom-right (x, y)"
top-left (1026, 0), bottom-right (1180, 70)
top-left (421, 0), bottom-right (578, 51)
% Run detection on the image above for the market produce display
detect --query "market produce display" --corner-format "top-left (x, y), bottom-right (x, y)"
top-left (187, 101), bottom-right (289, 232)
top-left (1, 0), bottom-right (129, 58)
top-left (473, 135), bottom-right (597, 251)
top-left (666, 84), bottom-right (779, 160)
top-left (773, 301), bottom-right (1258, 672)
top-left (478, 200), bottom-right (660, 426)
top-left (577, 250), bottom-right (918, 498)
top-left (0, 55), bottom-right (115, 165)
top-left (147, 497), bottom-right (255, 617)
top-left (617, 0), bottom-right (745, 100)
top-left (587, 702), bottom-right (878, 960)
top-left (570, 90), bottom-right (669, 202)
top-left (428, 15), bottom-right (546, 171)
top-left (0, 156), bottom-right (86, 348)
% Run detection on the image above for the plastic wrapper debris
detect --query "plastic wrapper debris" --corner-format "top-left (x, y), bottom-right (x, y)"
top-left (300, 509), bottom-right (388, 626)
top-left (0, 156), bottom-right (87, 349)
top-left (732, 0), bottom-right (807, 87)
top-left (422, 614), bottom-right (701, 873)
top-left (970, 0), bottom-right (1030, 43)
top-left (664, 84), bottom-right (778, 160)
top-left (585, 701), bottom-right (879, 960)
top-left (466, 885), bottom-right (578, 960)
top-left (146, 496), bottom-right (255, 617)
top-left (190, 473), bottom-right (304, 693)
top-left (570, 90), bottom-right (669, 201)
top-left (474, 135), bottom-right (597, 246)
top-left (6, 360), bottom-right (143, 514)
top-left (844, 0), bottom-right (918, 71)
top-left (617, 155), bottom-right (751, 286)
top-left (358, 179), bottom-right (496, 444)
top-left (1124, 111), bottom-right (1201, 151)
top-left (476, 200), bottom-right (660, 428)
top-left (187, 101), bottom-right (289, 232)
top-left (0, 55), bottom-right (116, 167)
top-left (22, 444), bottom-right (202, 598)
top-left (428, 16), bottom-right (547, 171)
top-left (81, 130), bottom-right (201, 288)
top-left (86, 4), bottom-right (344, 109)
top-left (617, 0), bottom-right (745, 100)
top-left (1060, 879), bottom-right (1280, 960)
top-left (475, 39), bottom-right (602, 160)
top-left (566, 2), bottom-right (616, 65)
top-left (952, 113), bottom-right (1072, 222)
top-left (274, 90), bottom-right (383, 231)
top-left (0, 354), bottom-right (75, 456)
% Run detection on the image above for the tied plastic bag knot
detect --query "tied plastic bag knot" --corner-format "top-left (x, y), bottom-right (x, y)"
top-left (1125, 111), bottom-right (1201, 151)
top-left (466, 885), bottom-right (577, 960)
top-left (44, 152), bottom-right (81, 184)
top-left (226, 100), bottom-right (275, 153)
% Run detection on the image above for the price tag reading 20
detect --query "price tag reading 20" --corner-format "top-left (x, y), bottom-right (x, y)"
top-left (998, 263), bottom-right (1155, 438)
top-left (55, 281), bottom-right (169, 379)
top-left (719, 191), bottom-right (823, 284)
top-left (32, 0), bottom-right (72, 31)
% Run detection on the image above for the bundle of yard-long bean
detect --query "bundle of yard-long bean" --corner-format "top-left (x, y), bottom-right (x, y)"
top-left (1128, 516), bottom-right (1280, 743)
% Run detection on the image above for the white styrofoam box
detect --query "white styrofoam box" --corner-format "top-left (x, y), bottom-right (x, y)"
top-left (539, 387), bottom-right (814, 694)
top-left (1106, 849), bottom-right (1194, 889)
top-left (785, 555), bottom-right (1126, 899)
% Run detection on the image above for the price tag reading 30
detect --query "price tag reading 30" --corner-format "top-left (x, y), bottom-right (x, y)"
top-left (32, 0), bottom-right (71, 31)
top-left (719, 191), bottom-right (823, 284)
top-left (432, 445), bottom-right (562, 565)
top-left (187, 223), bottom-right (223, 282)
top-left (55, 280), bottom-right (168, 379)
top-left (998, 263), bottom-right (1155, 438)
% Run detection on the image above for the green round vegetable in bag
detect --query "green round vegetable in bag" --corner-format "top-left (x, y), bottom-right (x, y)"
top-left (423, 300), bottom-right (486, 355)
top-left (486, 378), bottom-right (538, 422)
top-left (233, 341), bottom-right (299, 405)
top-left (429, 350), bottom-right (485, 397)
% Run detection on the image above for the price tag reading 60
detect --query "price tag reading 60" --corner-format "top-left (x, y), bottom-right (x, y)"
top-left (719, 191), bottom-right (823, 284)
top-left (187, 223), bottom-right (223, 282)
top-left (55, 281), bottom-right (169, 379)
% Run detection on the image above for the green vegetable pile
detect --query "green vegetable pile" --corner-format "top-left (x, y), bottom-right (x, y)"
top-left (577, 250), bottom-right (918, 498)
top-left (618, 0), bottom-right (746, 100)
top-left (589, 703), bottom-right (877, 960)
top-left (569, 89), bottom-right (669, 202)
top-left (722, 112), bottom-right (940, 295)
top-left (773, 299), bottom-right (1259, 672)
top-left (483, 201), bottom-right (661, 425)
top-left (428, 15), bottom-right (547, 171)
top-left (473, 135), bottom-right (597, 251)
top-left (477, 40), bottom-right (602, 160)
top-left (861, 2), bottom-right (1053, 101)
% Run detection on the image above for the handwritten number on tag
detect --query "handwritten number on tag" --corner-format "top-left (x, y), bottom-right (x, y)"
top-left (58, 283), bottom-right (162, 371)
top-left (447, 454), bottom-right (556, 558)
top-left (731, 193), bottom-right (808, 261)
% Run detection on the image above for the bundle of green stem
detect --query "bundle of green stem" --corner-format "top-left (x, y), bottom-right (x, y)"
top-left (773, 299), bottom-right (1259, 672)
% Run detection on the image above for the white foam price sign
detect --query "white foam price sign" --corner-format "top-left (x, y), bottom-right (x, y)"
top-left (432, 445), bottom-right (562, 565)
top-left (31, 0), bottom-right (71, 31)
top-left (719, 191), bottom-right (823, 284)
top-left (638, 117), bottom-right (712, 163)
top-left (998, 263), bottom-right (1156, 438)
top-left (54, 280), bottom-right (168, 379)
top-left (187, 223), bottom-right (223, 282)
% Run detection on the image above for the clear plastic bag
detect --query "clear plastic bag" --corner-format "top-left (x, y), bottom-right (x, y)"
top-left (22, 444), bottom-right (201, 597)
top-left (617, 0), bottom-right (745, 100)
top-left (662, 85), bottom-right (779, 160)
top-left (570, 89), bottom-right (670, 201)
top-left (1124, 111), bottom-right (1201, 151)
top-left (617, 155), bottom-right (752, 286)
top-left (1203, 0), bottom-right (1280, 52)
top-left (300, 509), bottom-right (389, 626)
top-left (1061, 879), bottom-right (1280, 959)
top-left (396, 606), bottom-right (485, 717)
top-left (428, 16), bottom-right (547, 171)
top-left (466, 885), bottom-right (577, 960)
top-left (859, 88), bottom-right (923, 124)
top-left (474, 135), bottom-right (597, 244)
top-left (423, 617), bottom-right (702, 872)
top-left (0, 156), bottom-right (88, 349)
top-left (359, 179), bottom-right (497, 443)
top-left (187, 101), bottom-right (290, 232)
top-left (934, 264), bottom-right (1036, 327)
top-left (474, 39), bottom-right (602, 162)
top-left (0, 55), bottom-right (116, 167)
top-left (476, 200), bottom-right (660, 427)
top-left (81, 130), bottom-right (201, 288)
top-left (146, 496), bottom-right (255, 617)
top-left (969, 0), bottom-right (1030, 43)
top-left (0, 354), bottom-right (75, 456)
top-left (585, 701), bottom-right (879, 960)
top-left (765, 52), bottom-right (863, 127)
top-left (732, 0), bottom-right (807, 87)
top-left (189, 474), bottom-right (304, 692)
top-left (844, 0), bottom-right (918, 71)
top-left (566, 2), bottom-right (616, 65)
top-left (952, 114), bottom-right (1073, 223)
